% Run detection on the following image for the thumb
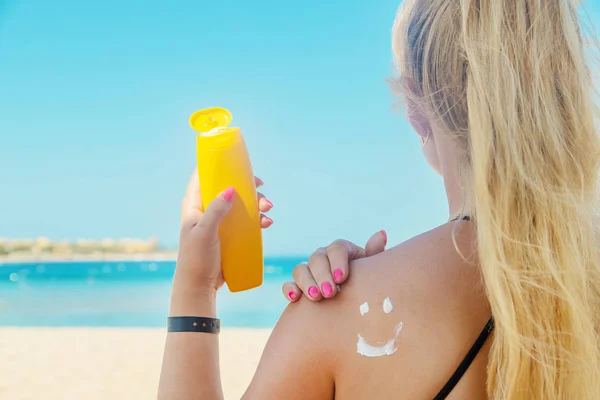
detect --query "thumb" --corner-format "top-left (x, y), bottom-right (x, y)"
top-left (194, 187), bottom-right (235, 236)
top-left (365, 230), bottom-right (387, 257)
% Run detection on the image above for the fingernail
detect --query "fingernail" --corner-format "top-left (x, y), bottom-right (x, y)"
top-left (381, 230), bottom-right (388, 246)
top-left (222, 187), bottom-right (236, 202)
top-left (265, 217), bottom-right (274, 225)
top-left (333, 269), bottom-right (343, 283)
top-left (266, 199), bottom-right (274, 208)
top-left (308, 286), bottom-right (319, 298)
top-left (321, 282), bottom-right (333, 297)
top-left (256, 177), bottom-right (264, 187)
top-left (288, 291), bottom-right (296, 301)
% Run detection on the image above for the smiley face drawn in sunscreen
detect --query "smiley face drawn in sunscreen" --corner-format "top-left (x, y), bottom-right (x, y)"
top-left (357, 297), bottom-right (403, 358)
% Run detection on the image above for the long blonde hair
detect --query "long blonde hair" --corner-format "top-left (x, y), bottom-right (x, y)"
top-left (393, 0), bottom-right (600, 398)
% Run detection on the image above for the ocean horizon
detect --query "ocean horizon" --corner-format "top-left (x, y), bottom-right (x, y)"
top-left (0, 258), bottom-right (306, 328)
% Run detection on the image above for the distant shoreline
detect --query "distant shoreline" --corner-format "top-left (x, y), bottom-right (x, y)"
top-left (0, 253), bottom-right (307, 266)
top-left (0, 252), bottom-right (178, 265)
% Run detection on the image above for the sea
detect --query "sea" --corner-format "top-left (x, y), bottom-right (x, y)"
top-left (0, 258), bottom-right (305, 328)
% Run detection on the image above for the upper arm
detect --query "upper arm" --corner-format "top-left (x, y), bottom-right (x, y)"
top-left (242, 298), bottom-right (336, 400)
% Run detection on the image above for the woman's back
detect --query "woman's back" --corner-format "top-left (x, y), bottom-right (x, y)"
top-left (247, 220), bottom-right (492, 399)
top-left (330, 220), bottom-right (490, 399)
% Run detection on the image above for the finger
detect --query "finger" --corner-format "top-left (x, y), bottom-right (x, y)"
top-left (257, 192), bottom-right (273, 213)
top-left (308, 248), bottom-right (337, 299)
top-left (326, 240), bottom-right (366, 285)
top-left (181, 170), bottom-right (203, 225)
top-left (365, 230), bottom-right (387, 257)
top-left (194, 187), bottom-right (235, 239)
top-left (282, 281), bottom-right (301, 302)
top-left (260, 214), bottom-right (273, 229)
top-left (292, 262), bottom-right (322, 301)
top-left (255, 176), bottom-right (264, 188)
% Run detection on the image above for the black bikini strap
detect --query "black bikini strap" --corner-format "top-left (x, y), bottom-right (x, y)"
top-left (432, 318), bottom-right (495, 400)
top-left (451, 215), bottom-right (472, 222)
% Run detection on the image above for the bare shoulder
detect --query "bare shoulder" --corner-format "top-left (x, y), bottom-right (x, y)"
top-left (344, 221), bottom-right (489, 331)
top-left (245, 221), bottom-right (491, 399)
top-left (323, 221), bottom-right (491, 399)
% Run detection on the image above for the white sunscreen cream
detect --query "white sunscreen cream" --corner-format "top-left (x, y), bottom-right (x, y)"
top-left (357, 322), bottom-right (404, 357)
top-left (356, 298), bottom-right (403, 358)
top-left (359, 302), bottom-right (370, 316)
top-left (383, 297), bottom-right (393, 314)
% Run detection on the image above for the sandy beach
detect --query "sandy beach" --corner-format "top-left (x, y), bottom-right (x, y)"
top-left (0, 327), bottom-right (271, 400)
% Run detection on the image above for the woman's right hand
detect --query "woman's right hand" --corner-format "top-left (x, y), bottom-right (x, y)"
top-left (282, 231), bottom-right (387, 302)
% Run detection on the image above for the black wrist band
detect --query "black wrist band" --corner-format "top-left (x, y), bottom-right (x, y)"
top-left (168, 317), bottom-right (221, 334)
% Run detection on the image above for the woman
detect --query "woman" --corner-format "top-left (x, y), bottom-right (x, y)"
top-left (158, 0), bottom-right (600, 398)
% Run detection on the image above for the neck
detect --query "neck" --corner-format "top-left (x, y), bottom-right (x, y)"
top-left (434, 131), bottom-right (472, 221)
top-left (445, 178), bottom-right (471, 221)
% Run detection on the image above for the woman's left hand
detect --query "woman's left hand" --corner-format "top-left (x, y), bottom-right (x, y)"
top-left (283, 232), bottom-right (387, 302)
top-left (173, 170), bottom-right (273, 297)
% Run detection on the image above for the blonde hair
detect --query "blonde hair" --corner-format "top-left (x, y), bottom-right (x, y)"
top-left (393, 0), bottom-right (600, 399)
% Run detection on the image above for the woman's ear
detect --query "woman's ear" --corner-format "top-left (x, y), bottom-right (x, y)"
top-left (407, 100), bottom-right (432, 139)
top-left (401, 78), bottom-right (432, 139)
top-left (402, 78), bottom-right (441, 175)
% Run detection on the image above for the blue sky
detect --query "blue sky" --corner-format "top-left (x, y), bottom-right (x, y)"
top-left (0, 1), bottom-right (598, 255)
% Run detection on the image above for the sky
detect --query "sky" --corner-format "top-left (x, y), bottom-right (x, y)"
top-left (0, 1), bottom-right (599, 256)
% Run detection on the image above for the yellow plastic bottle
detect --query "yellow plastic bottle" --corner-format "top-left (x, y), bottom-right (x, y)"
top-left (189, 107), bottom-right (263, 292)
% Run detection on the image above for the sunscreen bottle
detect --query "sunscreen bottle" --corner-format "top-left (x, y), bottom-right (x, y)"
top-left (189, 107), bottom-right (263, 292)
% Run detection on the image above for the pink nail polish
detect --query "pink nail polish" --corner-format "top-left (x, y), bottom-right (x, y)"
top-left (266, 200), bottom-right (274, 208)
top-left (266, 217), bottom-right (274, 225)
top-left (381, 230), bottom-right (388, 246)
top-left (256, 177), bottom-right (264, 187)
top-left (288, 291), bottom-right (296, 301)
top-left (222, 187), bottom-right (236, 202)
top-left (334, 269), bottom-right (343, 283)
top-left (308, 286), bottom-right (319, 298)
top-left (321, 282), bottom-right (333, 297)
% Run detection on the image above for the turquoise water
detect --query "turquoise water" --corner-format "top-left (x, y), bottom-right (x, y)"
top-left (0, 258), bottom-right (304, 328)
